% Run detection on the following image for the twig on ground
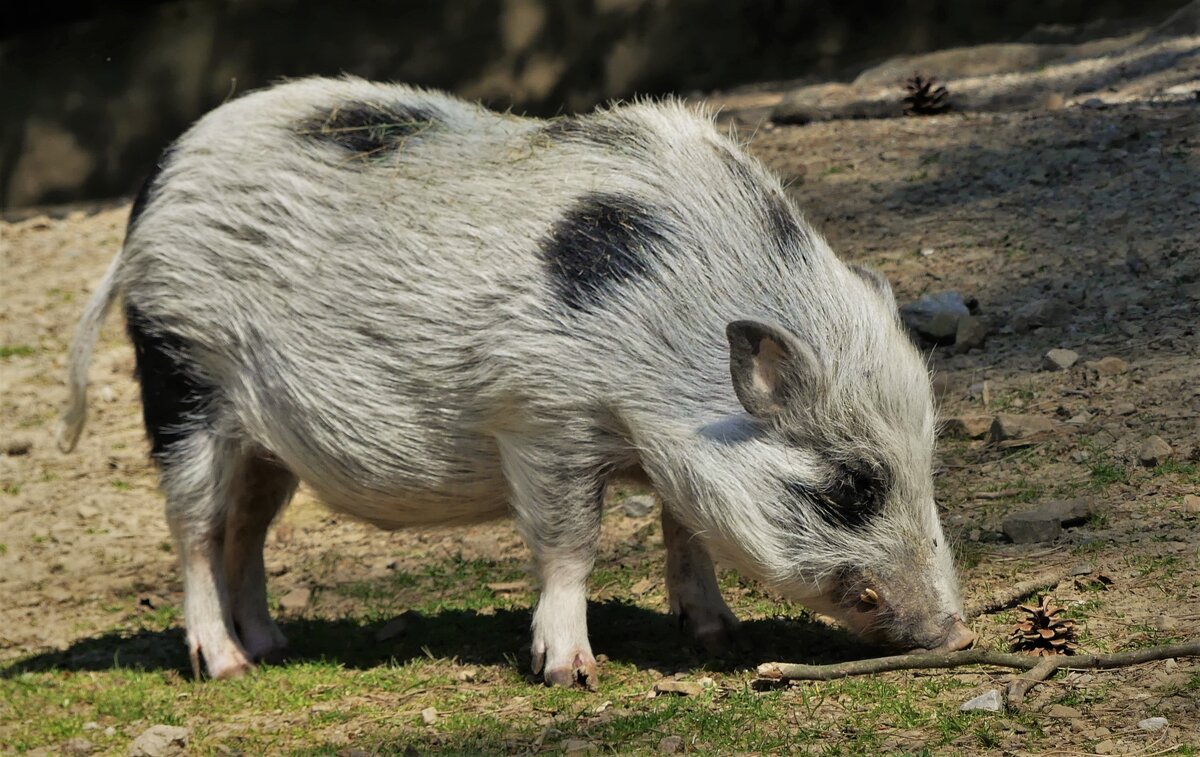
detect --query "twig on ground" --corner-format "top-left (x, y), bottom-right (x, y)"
top-left (756, 639), bottom-right (1200, 682)
top-left (1005, 656), bottom-right (1059, 705)
top-left (966, 569), bottom-right (1068, 618)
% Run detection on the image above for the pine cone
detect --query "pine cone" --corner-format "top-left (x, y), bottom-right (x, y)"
top-left (903, 74), bottom-right (951, 116)
top-left (1008, 596), bottom-right (1078, 656)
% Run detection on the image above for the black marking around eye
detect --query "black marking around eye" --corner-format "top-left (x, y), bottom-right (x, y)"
top-left (301, 102), bottom-right (435, 156)
top-left (785, 463), bottom-right (886, 530)
top-left (542, 192), bottom-right (668, 313)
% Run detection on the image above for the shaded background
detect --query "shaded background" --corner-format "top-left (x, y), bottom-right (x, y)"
top-left (1, 0), bottom-right (1185, 209)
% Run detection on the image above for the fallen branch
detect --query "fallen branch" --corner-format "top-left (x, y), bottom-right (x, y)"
top-left (966, 569), bottom-right (1068, 618)
top-left (1005, 656), bottom-right (1059, 705)
top-left (756, 639), bottom-right (1200, 682)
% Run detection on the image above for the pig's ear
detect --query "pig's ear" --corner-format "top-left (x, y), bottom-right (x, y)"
top-left (726, 320), bottom-right (823, 418)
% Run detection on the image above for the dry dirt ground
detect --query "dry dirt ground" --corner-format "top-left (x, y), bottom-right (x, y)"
top-left (1, 17), bottom-right (1198, 756)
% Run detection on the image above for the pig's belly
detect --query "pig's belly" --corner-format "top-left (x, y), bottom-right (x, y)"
top-left (307, 466), bottom-right (514, 530)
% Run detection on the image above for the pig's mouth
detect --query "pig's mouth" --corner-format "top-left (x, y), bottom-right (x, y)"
top-left (906, 616), bottom-right (975, 653)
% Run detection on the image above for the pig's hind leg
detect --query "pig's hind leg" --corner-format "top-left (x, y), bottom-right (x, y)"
top-left (223, 454), bottom-right (297, 661)
top-left (126, 304), bottom-right (253, 679)
top-left (662, 508), bottom-right (741, 654)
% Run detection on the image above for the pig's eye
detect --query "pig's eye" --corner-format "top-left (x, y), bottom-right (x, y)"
top-left (785, 462), bottom-right (886, 530)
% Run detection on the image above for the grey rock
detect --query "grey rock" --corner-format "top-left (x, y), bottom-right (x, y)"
top-left (1002, 510), bottom-right (1062, 544)
top-left (1045, 704), bottom-right (1082, 719)
top-left (658, 735), bottom-right (685, 753)
top-left (1070, 562), bottom-right (1093, 576)
top-left (61, 738), bottom-right (96, 756)
top-left (1183, 494), bottom-right (1200, 513)
top-left (1011, 298), bottom-right (1069, 332)
top-left (127, 725), bottom-right (188, 757)
top-left (954, 316), bottom-right (988, 352)
top-left (653, 679), bottom-right (704, 696)
top-left (1042, 348), bottom-right (1079, 371)
top-left (1138, 716), bottom-right (1168, 731)
top-left (900, 291), bottom-right (971, 345)
top-left (1041, 497), bottom-right (1093, 527)
top-left (562, 739), bottom-right (597, 754)
top-left (989, 414), bottom-right (1057, 442)
top-left (420, 706), bottom-right (438, 725)
top-left (621, 495), bottom-right (656, 518)
top-left (940, 415), bottom-right (993, 439)
top-left (1139, 436), bottom-right (1171, 467)
top-left (1112, 402), bottom-right (1137, 416)
top-left (960, 689), bottom-right (1004, 712)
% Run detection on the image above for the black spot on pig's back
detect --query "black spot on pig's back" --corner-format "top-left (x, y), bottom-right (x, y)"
top-left (127, 145), bottom-right (175, 234)
top-left (542, 193), bottom-right (668, 313)
top-left (301, 101), bottom-right (435, 156)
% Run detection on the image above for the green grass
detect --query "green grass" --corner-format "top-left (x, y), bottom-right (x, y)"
top-left (1089, 462), bottom-right (1128, 487)
top-left (0, 345), bottom-right (36, 359)
top-left (0, 541), bottom-right (1024, 756)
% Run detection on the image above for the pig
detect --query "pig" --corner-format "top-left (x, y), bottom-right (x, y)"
top-left (58, 76), bottom-right (973, 687)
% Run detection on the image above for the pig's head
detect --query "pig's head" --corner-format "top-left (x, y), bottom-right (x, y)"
top-left (678, 264), bottom-right (972, 653)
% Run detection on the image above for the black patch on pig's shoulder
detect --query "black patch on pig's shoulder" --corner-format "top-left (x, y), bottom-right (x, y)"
top-left (128, 145), bottom-right (175, 234)
top-left (539, 116), bottom-right (642, 148)
top-left (301, 102), bottom-right (435, 156)
top-left (785, 464), bottom-right (886, 530)
top-left (543, 193), bottom-right (667, 313)
top-left (715, 143), bottom-right (809, 261)
top-left (125, 304), bottom-right (217, 460)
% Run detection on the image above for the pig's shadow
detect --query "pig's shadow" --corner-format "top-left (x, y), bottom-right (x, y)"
top-left (2, 601), bottom-right (873, 679)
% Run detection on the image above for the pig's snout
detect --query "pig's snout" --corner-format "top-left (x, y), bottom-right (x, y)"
top-left (917, 616), bottom-right (974, 653)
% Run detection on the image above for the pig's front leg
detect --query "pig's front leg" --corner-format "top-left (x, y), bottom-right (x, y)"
top-left (498, 436), bottom-right (602, 689)
top-left (662, 507), bottom-right (740, 653)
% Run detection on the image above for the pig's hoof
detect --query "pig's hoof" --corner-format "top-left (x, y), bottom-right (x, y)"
top-left (190, 639), bottom-right (256, 680)
top-left (679, 608), bottom-right (742, 655)
top-left (542, 653), bottom-right (599, 690)
top-left (239, 621), bottom-right (289, 662)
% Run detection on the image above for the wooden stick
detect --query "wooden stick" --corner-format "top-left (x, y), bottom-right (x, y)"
top-left (966, 569), bottom-right (1067, 618)
top-left (756, 639), bottom-right (1200, 682)
top-left (1005, 656), bottom-right (1059, 704)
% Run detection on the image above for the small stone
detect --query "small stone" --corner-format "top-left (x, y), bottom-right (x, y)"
top-left (278, 587), bottom-right (312, 614)
top-left (562, 739), bottom-right (597, 754)
top-left (62, 738), bottom-right (96, 755)
top-left (658, 735), bottom-right (685, 753)
top-left (1182, 495), bottom-right (1200, 513)
top-left (920, 247), bottom-right (935, 257)
top-left (457, 667), bottom-right (478, 682)
top-left (82, 722), bottom-right (99, 732)
top-left (1070, 562), bottom-right (1093, 576)
top-left (1138, 436), bottom-right (1171, 467)
top-left (1042, 92), bottom-right (1066, 109)
top-left (900, 291), bottom-right (971, 345)
top-left (697, 676), bottom-right (715, 688)
top-left (127, 725), bottom-right (189, 757)
top-left (1093, 739), bottom-right (1116, 754)
top-left (959, 689), bottom-right (1004, 712)
top-left (1041, 497), bottom-right (1093, 526)
top-left (1086, 356), bottom-right (1128, 376)
top-left (4, 439), bottom-right (32, 456)
top-left (1046, 704), bottom-right (1082, 719)
top-left (1137, 716), bottom-right (1168, 731)
top-left (1011, 298), bottom-right (1068, 332)
top-left (622, 495), bottom-right (655, 517)
top-left (1042, 349), bottom-right (1079, 371)
top-left (954, 316), bottom-right (988, 352)
top-left (940, 415), bottom-right (993, 439)
top-left (1112, 402), bottom-right (1137, 416)
top-left (104, 727), bottom-right (116, 738)
top-left (77, 504), bottom-right (100, 519)
top-left (1154, 616), bottom-right (1177, 631)
top-left (420, 706), bottom-right (438, 725)
top-left (989, 414), bottom-right (1057, 442)
top-left (653, 680), bottom-right (704, 697)
top-left (1002, 510), bottom-right (1062, 544)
